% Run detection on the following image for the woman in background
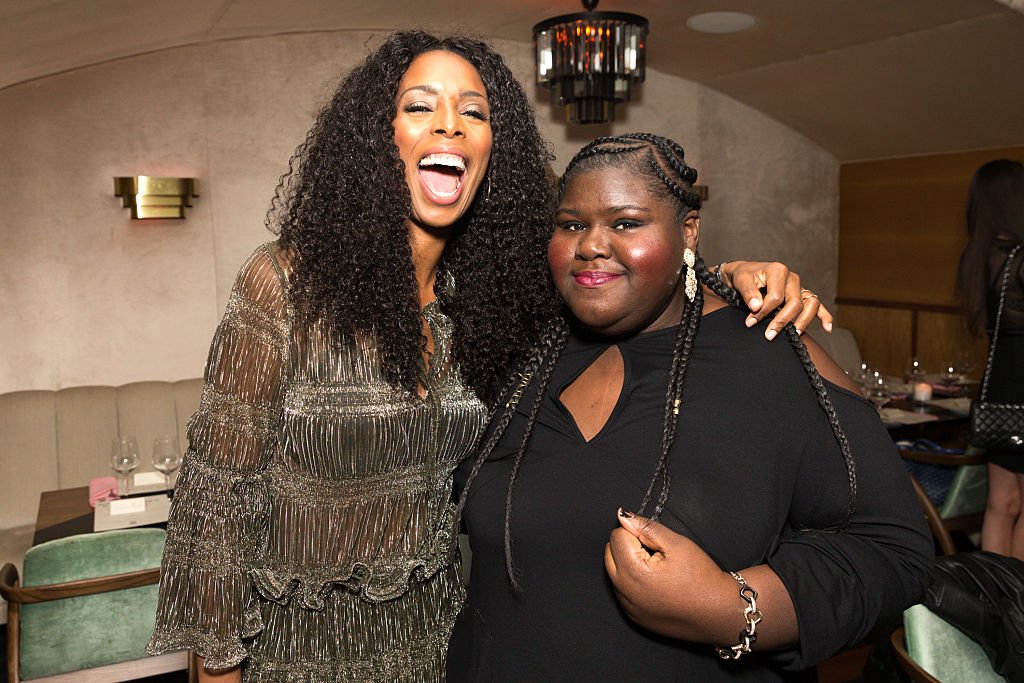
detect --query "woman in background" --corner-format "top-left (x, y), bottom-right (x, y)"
top-left (449, 133), bottom-right (932, 681)
top-left (959, 159), bottom-right (1024, 561)
top-left (147, 32), bottom-right (831, 681)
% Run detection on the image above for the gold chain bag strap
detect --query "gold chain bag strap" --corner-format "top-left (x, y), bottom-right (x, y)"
top-left (969, 244), bottom-right (1024, 451)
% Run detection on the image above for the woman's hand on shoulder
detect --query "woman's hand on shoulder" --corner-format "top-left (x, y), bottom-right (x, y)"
top-left (604, 509), bottom-right (735, 643)
top-left (719, 261), bottom-right (833, 340)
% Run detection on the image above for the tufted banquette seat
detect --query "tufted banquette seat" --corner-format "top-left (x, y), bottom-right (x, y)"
top-left (0, 379), bottom-right (203, 623)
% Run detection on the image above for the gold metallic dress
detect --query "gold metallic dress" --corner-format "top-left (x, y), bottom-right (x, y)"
top-left (147, 243), bottom-right (487, 680)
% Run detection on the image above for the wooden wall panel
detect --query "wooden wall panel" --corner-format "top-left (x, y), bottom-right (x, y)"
top-left (836, 304), bottom-right (912, 377)
top-left (838, 146), bottom-right (1023, 382)
top-left (916, 312), bottom-right (989, 380)
top-left (839, 146), bottom-right (1024, 307)
top-left (834, 304), bottom-right (989, 381)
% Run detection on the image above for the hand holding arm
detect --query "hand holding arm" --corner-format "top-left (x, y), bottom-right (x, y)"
top-left (718, 261), bottom-right (833, 339)
top-left (604, 510), bottom-right (798, 650)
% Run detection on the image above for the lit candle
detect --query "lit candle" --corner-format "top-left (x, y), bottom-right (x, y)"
top-left (913, 382), bottom-right (933, 403)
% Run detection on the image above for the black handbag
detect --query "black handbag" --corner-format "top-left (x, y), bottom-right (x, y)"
top-left (968, 244), bottom-right (1024, 452)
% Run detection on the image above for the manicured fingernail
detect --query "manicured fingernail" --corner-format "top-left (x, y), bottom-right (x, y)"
top-left (797, 328), bottom-right (804, 336)
top-left (745, 315), bottom-right (757, 328)
top-left (749, 297), bottom-right (762, 309)
top-left (824, 321), bottom-right (833, 332)
top-left (765, 329), bottom-right (777, 341)
top-left (618, 507), bottom-right (635, 519)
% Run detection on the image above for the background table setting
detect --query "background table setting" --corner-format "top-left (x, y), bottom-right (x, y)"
top-left (33, 434), bottom-right (181, 547)
top-left (846, 357), bottom-right (978, 451)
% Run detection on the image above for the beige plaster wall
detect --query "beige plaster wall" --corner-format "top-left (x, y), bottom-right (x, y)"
top-left (0, 31), bottom-right (837, 394)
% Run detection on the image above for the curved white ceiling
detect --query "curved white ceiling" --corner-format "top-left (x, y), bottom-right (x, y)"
top-left (2, 0), bottom-right (1023, 161)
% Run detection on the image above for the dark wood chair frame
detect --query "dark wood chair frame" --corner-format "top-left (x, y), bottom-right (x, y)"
top-left (898, 448), bottom-right (987, 556)
top-left (890, 626), bottom-right (942, 683)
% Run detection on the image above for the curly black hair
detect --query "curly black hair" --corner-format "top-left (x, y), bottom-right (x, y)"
top-left (266, 31), bottom-right (559, 404)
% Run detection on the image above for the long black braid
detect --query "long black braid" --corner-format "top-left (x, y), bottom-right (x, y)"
top-left (455, 133), bottom-right (857, 591)
top-left (698, 264), bottom-right (857, 527)
top-left (452, 316), bottom-right (571, 590)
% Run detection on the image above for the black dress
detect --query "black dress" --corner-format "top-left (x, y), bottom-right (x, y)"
top-left (448, 307), bottom-right (933, 682)
top-left (985, 241), bottom-right (1024, 474)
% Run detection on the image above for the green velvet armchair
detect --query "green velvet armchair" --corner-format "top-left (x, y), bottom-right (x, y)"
top-left (891, 604), bottom-right (1002, 683)
top-left (0, 528), bottom-right (190, 682)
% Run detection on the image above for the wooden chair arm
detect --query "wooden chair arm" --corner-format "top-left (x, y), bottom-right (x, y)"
top-left (1, 563), bottom-right (20, 683)
top-left (890, 627), bottom-right (941, 683)
top-left (906, 475), bottom-right (956, 555)
top-left (0, 562), bottom-right (20, 601)
top-left (0, 566), bottom-right (159, 605)
top-left (898, 449), bottom-right (987, 467)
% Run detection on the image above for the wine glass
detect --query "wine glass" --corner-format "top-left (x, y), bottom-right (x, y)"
top-left (110, 435), bottom-right (139, 494)
top-left (940, 362), bottom-right (960, 392)
top-left (954, 350), bottom-right (976, 383)
top-left (152, 435), bottom-right (182, 490)
top-left (868, 376), bottom-right (890, 410)
top-left (855, 362), bottom-right (873, 393)
top-left (904, 357), bottom-right (924, 384)
top-left (866, 369), bottom-right (884, 396)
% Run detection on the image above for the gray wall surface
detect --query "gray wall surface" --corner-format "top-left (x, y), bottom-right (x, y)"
top-left (0, 31), bottom-right (838, 393)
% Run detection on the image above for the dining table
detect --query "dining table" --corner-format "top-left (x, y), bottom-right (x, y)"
top-left (882, 398), bottom-right (971, 448)
top-left (32, 483), bottom-right (171, 548)
top-left (32, 486), bottom-right (93, 546)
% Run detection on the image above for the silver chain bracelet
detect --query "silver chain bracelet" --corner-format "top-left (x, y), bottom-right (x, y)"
top-left (715, 571), bottom-right (763, 660)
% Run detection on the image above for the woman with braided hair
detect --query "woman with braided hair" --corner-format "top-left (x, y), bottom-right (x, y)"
top-left (147, 35), bottom-right (828, 681)
top-left (448, 133), bottom-right (933, 681)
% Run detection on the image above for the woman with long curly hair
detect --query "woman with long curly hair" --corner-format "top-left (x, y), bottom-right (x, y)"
top-left (959, 159), bottom-right (1024, 560)
top-left (448, 134), bottom-right (932, 681)
top-left (147, 33), bottom-right (831, 681)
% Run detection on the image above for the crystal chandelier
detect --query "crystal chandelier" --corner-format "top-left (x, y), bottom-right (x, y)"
top-left (533, 0), bottom-right (649, 125)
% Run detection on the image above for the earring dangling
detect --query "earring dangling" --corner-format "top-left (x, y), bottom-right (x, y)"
top-left (683, 248), bottom-right (697, 302)
top-left (485, 174), bottom-right (492, 202)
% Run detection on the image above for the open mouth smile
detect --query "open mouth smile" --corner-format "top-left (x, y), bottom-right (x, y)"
top-left (418, 152), bottom-right (467, 205)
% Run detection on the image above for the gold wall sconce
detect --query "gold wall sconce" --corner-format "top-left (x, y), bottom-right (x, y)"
top-left (114, 176), bottom-right (198, 219)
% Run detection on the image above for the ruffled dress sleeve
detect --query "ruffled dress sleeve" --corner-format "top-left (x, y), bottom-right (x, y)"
top-left (147, 244), bottom-right (289, 669)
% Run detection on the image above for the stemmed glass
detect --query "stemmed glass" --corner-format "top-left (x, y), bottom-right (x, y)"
top-left (868, 376), bottom-right (890, 410)
top-left (110, 435), bottom-right (139, 494)
top-left (905, 357), bottom-right (924, 384)
top-left (940, 362), bottom-right (960, 393)
top-left (152, 435), bottom-right (182, 491)
top-left (954, 350), bottom-right (976, 384)
top-left (855, 362), bottom-right (873, 393)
